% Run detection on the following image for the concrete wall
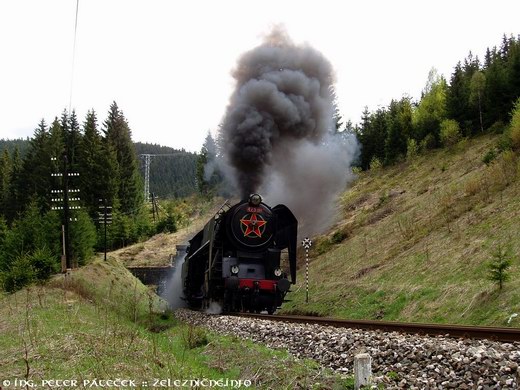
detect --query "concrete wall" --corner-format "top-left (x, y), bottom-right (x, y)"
top-left (127, 266), bottom-right (173, 295)
top-left (128, 245), bottom-right (188, 295)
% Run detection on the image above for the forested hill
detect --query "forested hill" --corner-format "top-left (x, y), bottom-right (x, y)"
top-left (0, 138), bottom-right (198, 198)
top-left (134, 142), bottom-right (197, 198)
top-left (0, 138), bottom-right (29, 157)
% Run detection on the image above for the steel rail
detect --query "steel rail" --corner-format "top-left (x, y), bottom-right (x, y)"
top-left (234, 313), bottom-right (520, 343)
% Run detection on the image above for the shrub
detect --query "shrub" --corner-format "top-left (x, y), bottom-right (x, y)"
top-left (464, 176), bottom-right (482, 197)
top-left (369, 157), bottom-right (382, 171)
top-left (156, 212), bottom-right (177, 234)
top-left (2, 255), bottom-right (36, 292)
top-left (406, 138), bottom-right (418, 161)
top-left (500, 150), bottom-right (518, 183)
top-left (486, 150), bottom-right (518, 191)
top-left (330, 228), bottom-right (349, 244)
top-left (510, 98), bottom-right (520, 151)
top-left (29, 247), bottom-right (59, 281)
top-left (420, 133), bottom-right (436, 151)
top-left (487, 121), bottom-right (506, 134)
top-left (510, 129), bottom-right (520, 152)
top-left (482, 149), bottom-right (498, 165)
top-left (497, 132), bottom-right (513, 152)
top-left (351, 166), bottom-right (362, 175)
top-left (70, 210), bottom-right (97, 266)
top-left (486, 161), bottom-right (508, 191)
top-left (377, 191), bottom-right (389, 207)
top-left (314, 237), bottom-right (333, 255)
top-left (440, 119), bottom-right (461, 147)
top-left (183, 326), bottom-right (209, 349)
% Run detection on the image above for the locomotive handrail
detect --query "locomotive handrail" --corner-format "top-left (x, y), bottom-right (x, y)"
top-left (214, 200), bottom-right (232, 220)
top-left (187, 240), bottom-right (210, 259)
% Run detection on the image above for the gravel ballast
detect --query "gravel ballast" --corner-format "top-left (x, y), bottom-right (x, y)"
top-left (176, 309), bottom-right (520, 389)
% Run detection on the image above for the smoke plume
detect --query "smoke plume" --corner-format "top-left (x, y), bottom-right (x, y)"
top-left (219, 28), bottom-right (359, 236)
top-left (162, 249), bottom-right (187, 309)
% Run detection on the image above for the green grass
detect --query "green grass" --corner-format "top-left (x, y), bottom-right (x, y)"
top-left (0, 257), bottom-right (348, 389)
top-left (282, 134), bottom-right (520, 327)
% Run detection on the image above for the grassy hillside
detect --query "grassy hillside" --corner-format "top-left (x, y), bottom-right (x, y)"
top-left (0, 257), bottom-right (348, 389)
top-left (281, 134), bottom-right (520, 327)
top-left (110, 197), bottom-right (225, 267)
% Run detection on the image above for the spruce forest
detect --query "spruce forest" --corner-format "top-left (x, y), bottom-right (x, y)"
top-left (0, 102), bottom-right (197, 292)
top-left (1, 34), bottom-right (520, 293)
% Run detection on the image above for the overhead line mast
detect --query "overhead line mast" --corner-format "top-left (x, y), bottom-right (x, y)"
top-left (139, 153), bottom-right (184, 203)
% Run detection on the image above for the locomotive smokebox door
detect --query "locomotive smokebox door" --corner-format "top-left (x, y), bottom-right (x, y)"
top-left (228, 197), bottom-right (274, 250)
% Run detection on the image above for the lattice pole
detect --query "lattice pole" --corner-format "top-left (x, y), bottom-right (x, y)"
top-left (143, 154), bottom-right (151, 203)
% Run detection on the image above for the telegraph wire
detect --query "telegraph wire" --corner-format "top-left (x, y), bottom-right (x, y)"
top-left (68, 0), bottom-right (80, 115)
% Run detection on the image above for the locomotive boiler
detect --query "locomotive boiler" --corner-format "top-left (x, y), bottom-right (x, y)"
top-left (181, 194), bottom-right (297, 314)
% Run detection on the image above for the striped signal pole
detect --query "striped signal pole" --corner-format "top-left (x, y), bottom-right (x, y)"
top-left (302, 237), bottom-right (312, 303)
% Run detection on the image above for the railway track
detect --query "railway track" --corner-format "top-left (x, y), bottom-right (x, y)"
top-left (235, 313), bottom-right (520, 343)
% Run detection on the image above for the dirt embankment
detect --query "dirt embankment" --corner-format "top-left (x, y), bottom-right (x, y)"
top-left (109, 199), bottom-right (228, 267)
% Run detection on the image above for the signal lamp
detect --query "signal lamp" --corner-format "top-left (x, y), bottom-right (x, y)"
top-left (249, 193), bottom-right (262, 206)
top-left (231, 265), bottom-right (240, 275)
top-left (274, 268), bottom-right (282, 277)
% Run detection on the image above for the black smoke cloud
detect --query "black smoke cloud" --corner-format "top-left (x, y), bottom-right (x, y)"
top-left (219, 28), bottom-right (359, 236)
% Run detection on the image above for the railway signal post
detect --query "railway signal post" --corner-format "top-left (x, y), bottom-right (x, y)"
top-left (302, 237), bottom-right (312, 303)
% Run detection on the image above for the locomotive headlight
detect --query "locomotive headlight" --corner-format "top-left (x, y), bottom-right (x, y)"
top-left (231, 265), bottom-right (240, 275)
top-left (274, 268), bottom-right (282, 277)
top-left (249, 193), bottom-right (262, 206)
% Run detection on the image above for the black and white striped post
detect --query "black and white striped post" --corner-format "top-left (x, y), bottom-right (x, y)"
top-left (302, 237), bottom-right (312, 303)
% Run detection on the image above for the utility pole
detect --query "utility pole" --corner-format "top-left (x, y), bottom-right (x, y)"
top-left (51, 154), bottom-right (80, 271)
top-left (98, 199), bottom-right (112, 261)
top-left (63, 154), bottom-right (71, 270)
top-left (151, 192), bottom-right (159, 224)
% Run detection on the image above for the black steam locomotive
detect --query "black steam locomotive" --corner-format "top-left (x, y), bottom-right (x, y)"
top-left (181, 194), bottom-right (297, 314)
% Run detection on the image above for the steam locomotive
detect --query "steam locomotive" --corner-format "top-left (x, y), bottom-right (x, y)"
top-left (181, 194), bottom-right (297, 314)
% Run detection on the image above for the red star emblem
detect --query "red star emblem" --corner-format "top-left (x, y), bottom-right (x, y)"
top-left (240, 213), bottom-right (267, 238)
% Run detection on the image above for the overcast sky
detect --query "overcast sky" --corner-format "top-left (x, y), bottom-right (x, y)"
top-left (1, 0), bottom-right (519, 152)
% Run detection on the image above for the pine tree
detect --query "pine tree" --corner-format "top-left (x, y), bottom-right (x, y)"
top-left (67, 110), bottom-right (82, 170)
top-left (384, 99), bottom-right (410, 165)
top-left (48, 117), bottom-right (65, 159)
top-left (0, 149), bottom-right (11, 218)
top-left (5, 147), bottom-right (23, 221)
top-left (356, 107), bottom-right (388, 170)
top-left (102, 102), bottom-right (142, 214)
top-left (487, 244), bottom-right (513, 290)
top-left (19, 119), bottom-right (52, 212)
top-left (69, 209), bottom-right (96, 266)
top-left (196, 148), bottom-right (208, 195)
top-left (78, 110), bottom-right (112, 217)
top-left (506, 37), bottom-right (520, 107)
top-left (483, 47), bottom-right (509, 126)
top-left (469, 71), bottom-right (486, 133)
top-left (446, 62), bottom-right (467, 128)
top-left (196, 132), bottom-right (220, 196)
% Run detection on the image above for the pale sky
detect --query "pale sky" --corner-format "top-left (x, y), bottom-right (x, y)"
top-left (1, 0), bottom-right (519, 152)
